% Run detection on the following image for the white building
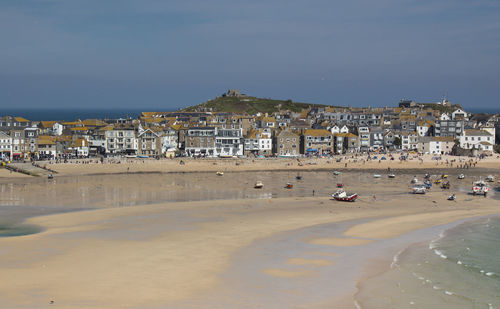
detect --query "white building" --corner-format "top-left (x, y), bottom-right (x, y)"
top-left (459, 129), bottom-right (494, 152)
top-left (244, 128), bottom-right (272, 156)
top-left (358, 127), bottom-right (370, 151)
top-left (215, 128), bottom-right (244, 157)
top-left (105, 127), bottom-right (137, 155)
top-left (0, 131), bottom-right (12, 160)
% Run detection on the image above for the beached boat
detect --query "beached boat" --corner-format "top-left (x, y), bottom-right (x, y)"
top-left (424, 173), bottom-right (431, 180)
top-left (137, 155), bottom-right (148, 159)
top-left (441, 181), bottom-right (451, 189)
top-left (296, 174), bottom-right (302, 180)
top-left (331, 189), bottom-right (358, 202)
top-left (434, 179), bottom-right (442, 184)
top-left (47, 173), bottom-right (54, 179)
top-left (216, 171), bottom-right (224, 176)
top-left (458, 174), bottom-right (465, 179)
top-left (412, 183), bottom-right (427, 194)
top-left (254, 181), bottom-right (264, 189)
top-left (333, 171), bottom-right (340, 176)
top-left (125, 155), bottom-right (137, 158)
top-left (373, 174), bottom-right (381, 178)
top-left (472, 180), bottom-right (490, 196)
top-left (285, 182), bottom-right (293, 189)
top-left (388, 173), bottom-right (396, 178)
top-left (411, 176), bottom-right (418, 184)
top-left (424, 180), bottom-right (432, 189)
top-left (448, 194), bottom-right (456, 201)
top-left (485, 175), bottom-right (495, 182)
top-left (336, 183), bottom-right (344, 188)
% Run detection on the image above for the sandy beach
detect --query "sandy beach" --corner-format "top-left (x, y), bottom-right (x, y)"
top-left (0, 160), bottom-right (499, 308)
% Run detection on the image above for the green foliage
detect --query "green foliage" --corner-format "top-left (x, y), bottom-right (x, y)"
top-left (393, 136), bottom-right (402, 147)
top-left (422, 103), bottom-right (463, 113)
top-left (495, 144), bottom-right (500, 154)
top-left (180, 96), bottom-right (335, 115)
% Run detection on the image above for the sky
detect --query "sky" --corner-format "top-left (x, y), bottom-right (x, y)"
top-left (0, 0), bottom-right (499, 110)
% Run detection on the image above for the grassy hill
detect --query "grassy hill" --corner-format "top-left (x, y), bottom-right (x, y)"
top-left (179, 96), bottom-right (333, 115)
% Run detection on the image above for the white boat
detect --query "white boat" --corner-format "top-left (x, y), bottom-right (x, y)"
top-left (412, 183), bottom-right (427, 194)
top-left (411, 176), bottom-right (418, 184)
top-left (216, 171), bottom-right (224, 176)
top-left (331, 189), bottom-right (358, 202)
top-left (333, 171), bottom-right (340, 176)
top-left (458, 174), bottom-right (465, 179)
top-left (388, 173), bottom-right (396, 178)
top-left (254, 181), bottom-right (264, 189)
top-left (125, 155), bottom-right (137, 158)
top-left (373, 174), bottom-right (381, 178)
top-left (472, 180), bottom-right (490, 196)
top-left (485, 175), bottom-right (495, 182)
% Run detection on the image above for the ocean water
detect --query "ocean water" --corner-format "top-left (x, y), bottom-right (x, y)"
top-left (356, 216), bottom-right (500, 308)
top-left (0, 108), bottom-right (176, 121)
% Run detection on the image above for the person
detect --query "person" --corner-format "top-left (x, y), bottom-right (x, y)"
top-left (312, 190), bottom-right (315, 196)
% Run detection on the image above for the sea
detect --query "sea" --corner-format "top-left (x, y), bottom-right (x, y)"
top-left (0, 108), bottom-right (177, 121)
top-left (356, 216), bottom-right (500, 308)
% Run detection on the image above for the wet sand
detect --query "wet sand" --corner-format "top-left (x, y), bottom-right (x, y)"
top-left (0, 168), bottom-right (499, 308)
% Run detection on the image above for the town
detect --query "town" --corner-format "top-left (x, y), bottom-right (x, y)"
top-left (0, 91), bottom-right (498, 161)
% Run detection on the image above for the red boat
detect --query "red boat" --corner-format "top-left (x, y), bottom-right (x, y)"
top-left (337, 183), bottom-right (344, 188)
top-left (285, 182), bottom-right (293, 189)
top-left (332, 189), bottom-right (358, 202)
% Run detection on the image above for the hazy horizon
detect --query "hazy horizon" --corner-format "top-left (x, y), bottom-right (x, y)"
top-left (1, 1), bottom-right (499, 110)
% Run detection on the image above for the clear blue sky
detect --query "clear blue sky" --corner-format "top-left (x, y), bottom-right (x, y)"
top-left (1, 0), bottom-right (499, 110)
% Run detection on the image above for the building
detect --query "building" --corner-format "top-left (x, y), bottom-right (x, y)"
top-left (105, 126), bottom-right (137, 155)
top-left (401, 131), bottom-right (419, 150)
top-left (334, 133), bottom-right (359, 154)
top-left (419, 136), bottom-right (455, 154)
top-left (358, 127), bottom-right (370, 151)
top-left (0, 116), bottom-right (31, 132)
top-left (434, 113), bottom-right (463, 138)
top-left (274, 130), bottom-right (300, 157)
top-left (459, 129), bottom-right (494, 153)
top-left (0, 131), bottom-right (12, 160)
top-left (37, 135), bottom-right (57, 160)
top-left (302, 129), bottom-right (333, 155)
top-left (184, 127), bottom-right (216, 157)
top-left (215, 128), bottom-right (244, 157)
top-left (138, 128), bottom-right (162, 157)
top-left (244, 128), bottom-right (272, 156)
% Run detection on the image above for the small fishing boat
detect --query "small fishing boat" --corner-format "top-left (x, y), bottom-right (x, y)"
top-left (388, 173), bottom-right (396, 178)
top-left (47, 173), bottom-right (54, 179)
top-left (441, 181), bottom-right (451, 189)
top-left (216, 171), bottom-right (224, 176)
top-left (337, 183), bottom-right (344, 188)
top-left (424, 180), bottom-right (432, 189)
top-left (458, 174), bottom-right (465, 179)
top-left (137, 155), bottom-right (148, 159)
top-left (373, 174), bottom-right (381, 178)
top-left (424, 173), bottom-right (431, 179)
top-left (472, 180), bottom-right (490, 196)
top-left (412, 183), bottom-right (427, 194)
top-left (285, 182), bottom-right (293, 189)
top-left (125, 155), bottom-right (137, 158)
top-left (442, 174), bottom-right (448, 179)
top-left (254, 181), bottom-right (264, 189)
top-left (485, 175), bottom-right (495, 182)
top-left (411, 176), bottom-right (418, 184)
top-left (434, 179), bottom-right (442, 184)
top-left (296, 174), bottom-right (302, 180)
top-left (333, 171), bottom-right (340, 176)
top-left (332, 189), bottom-right (358, 202)
top-left (448, 194), bottom-right (456, 201)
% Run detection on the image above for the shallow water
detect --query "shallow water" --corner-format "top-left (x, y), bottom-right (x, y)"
top-left (356, 217), bottom-right (500, 308)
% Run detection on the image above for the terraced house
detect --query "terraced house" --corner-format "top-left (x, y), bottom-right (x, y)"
top-left (302, 129), bottom-right (332, 155)
top-left (274, 129), bottom-right (300, 157)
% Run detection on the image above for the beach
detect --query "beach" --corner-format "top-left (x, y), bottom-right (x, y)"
top-left (0, 159), bottom-right (499, 308)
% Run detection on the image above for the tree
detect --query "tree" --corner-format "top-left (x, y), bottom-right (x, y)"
top-left (393, 136), bottom-right (402, 147)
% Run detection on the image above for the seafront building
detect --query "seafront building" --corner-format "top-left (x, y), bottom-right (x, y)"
top-left (0, 97), bottom-right (498, 160)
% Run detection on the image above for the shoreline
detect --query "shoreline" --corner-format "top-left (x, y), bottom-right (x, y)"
top-left (0, 168), bottom-right (499, 308)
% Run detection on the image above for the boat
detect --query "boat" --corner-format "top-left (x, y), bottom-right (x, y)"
top-left (337, 183), bottom-right (344, 188)
top-left (331, 189), bottom-right (358, 202)
top-left (47, 173), bottom-right (54, 179)
top-left (285, 182), bottom-right (293, 189)
top-left (441, 181), bottom-right (451, 189)
top-left (296, 174), bottom-right (302, 180)
top-left (448, 194), bottom-right (456, 201)
top-left (333, 171), bottom-right (340, 176)
top-left (472, 180), bottom-right (490, 196)
top-left (125, 155), bottom-right (137, 158)
top-left (424, 180), bottom-right (432, 189)
top-left (373, 174), bottom-right (381, 178)
top-left (434, 179), bottom-right (442, 184)
top-left (441, 174), bottom-right (448, 179)
top-left (388, 173), bottom-right (396, 178)
top-left (485, 175), bottom-right (495, 182)
top-left (137, 155), bottom-right (148, 159)
top-left (412, 183), bottom-right (427, 194)
top-left (254, 181), bottom-right (264, 189)
top-left (411, 176), bottom-right (418, 184)
top-left (216, 171), bottom-right (224, 176)
top-left (458, 174), bottom-right (465, 179)
top-left (424, 173), bottom-right (431, 180)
